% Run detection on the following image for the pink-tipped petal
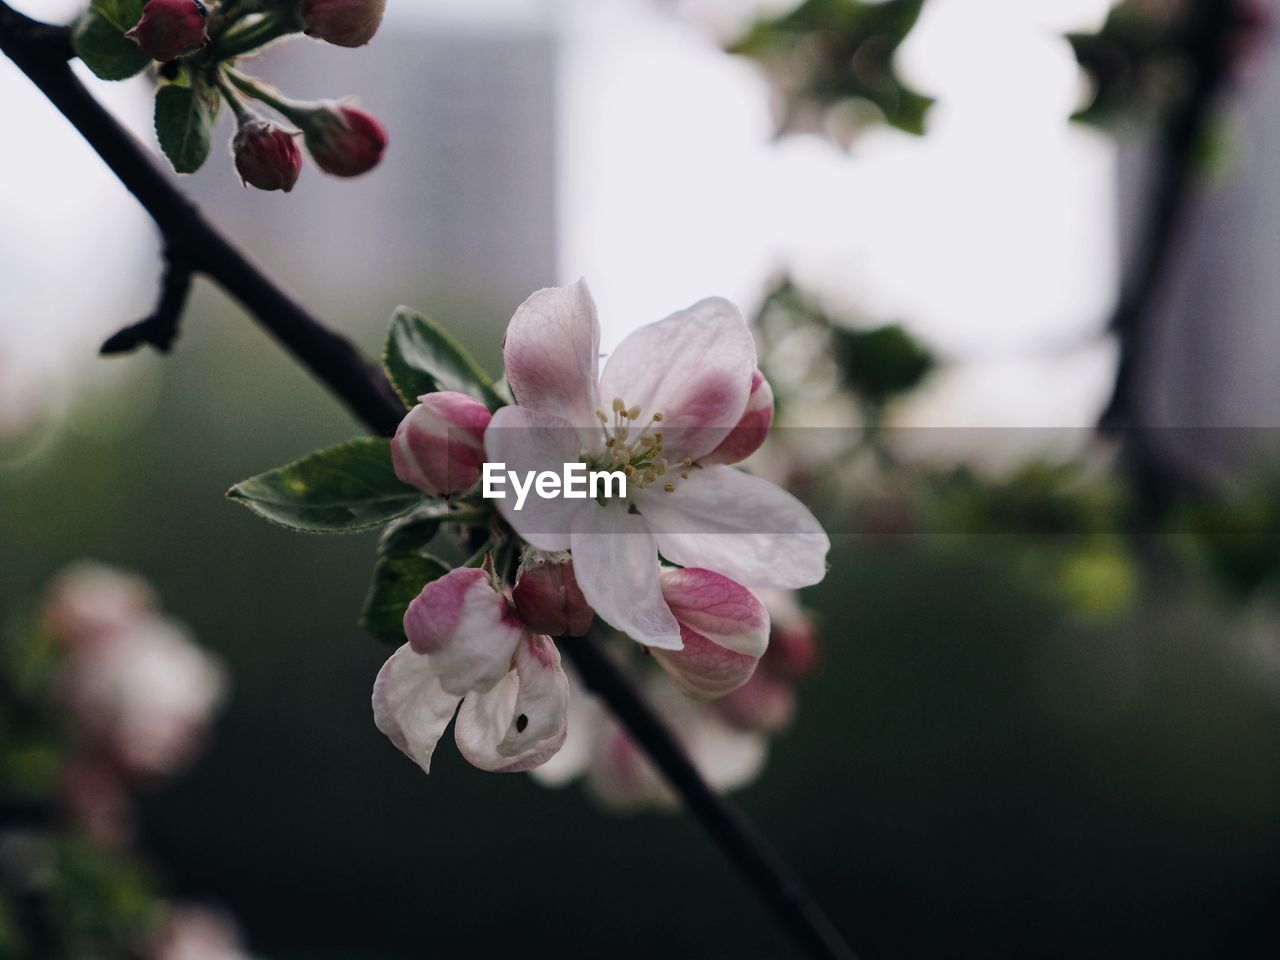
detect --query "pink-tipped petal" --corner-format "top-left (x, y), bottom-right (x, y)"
top-left (598, 297), bottom-right (756, 463)
top-left (484, 405), bottom-right (589, 552)
top-left (391, 391), bottom-right (491, 496)
top-left (700, 370), bottom-right (774, 466)
top-left (502, 280), bottom-right (601, 427)
top-left (455, 634), bottom-right (569, 773)
top-left (652, 625), bottom-right (761, 700)
top-left (569, 505), bottom-right (682, 650)
top-left (402, 568), bottom-right (524, 696)
top-left (372, 644), bottom-right (462, 774)
top-left (638, 465), bottom-right (829, 589)
top-left (659, 567), bottom-right (770, 658)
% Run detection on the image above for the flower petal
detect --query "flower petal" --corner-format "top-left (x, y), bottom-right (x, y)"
top-left (530, 666), bottom-right (600, 786)
top-left (372, 644), bottom-right (462, 774)
top-left (484, 405), bottom-right (589, 552)
top-left (659, 567), bottom-right (770, 658)
top-left (502, 279), bottom-right (601, 426)
top-left (455, 634), bottom-right (569, 773)
top-left (597, 297), bottom-right (756, 463)
top-left (652, 625), bottom-right (760, 700)
top-left (569, 504), bottom-right (682, 650)
top-left (638, 466), bottom-right (829, 589)
top-left (403, 568), bottom-right (524, 695)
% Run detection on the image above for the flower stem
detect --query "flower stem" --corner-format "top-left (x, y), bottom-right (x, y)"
top-left (212, 10), bottom-right (299, 60)
top-left (223, 66), bottom-right (308, 125)
top-left (561, 633), bottom-right (857, 960)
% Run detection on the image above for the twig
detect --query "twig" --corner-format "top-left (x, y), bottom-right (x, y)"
top-left (562, 634), bottom-right (857, 960)
top-left (101, 249), bottom-right (194, 354)
top-left (1098, 0), bottom-right (1242, 506)
top-left (0, 2), bottom-right (402, 436)
top-left (0, 5), bottom-right (856, 957)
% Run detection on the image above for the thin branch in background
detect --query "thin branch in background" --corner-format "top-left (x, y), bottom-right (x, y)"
top-left (1098, 0), bottom-right (1243, 508)
top-left (0, 5), bottom-right (857, 958)
top-left (562, 634), bottom-right (857, 960)
top-left (101, 250), bottom-right (194, 354)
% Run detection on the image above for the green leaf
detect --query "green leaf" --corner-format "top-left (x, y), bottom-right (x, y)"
top-left (227, 438), bottom-right (423, 534)
top-left (154, 82), bottom-right (218, 174)
top-left (384, 307), bottom-right (504, 410)
top-left (72, 0), bottom-right (150, 81)
top-left (360, 552), bottom-right (451, 645)
top-left (377, 500), bottom-right (456, 555)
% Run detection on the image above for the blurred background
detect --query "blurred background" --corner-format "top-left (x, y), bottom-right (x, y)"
top-left (4, 0), bottom-right (1280, 957)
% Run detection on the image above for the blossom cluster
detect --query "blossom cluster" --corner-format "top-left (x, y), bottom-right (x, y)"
top-left (76, 0), bottom-right (389, 190)
top-left (374, 281), bottom-right (830, 793)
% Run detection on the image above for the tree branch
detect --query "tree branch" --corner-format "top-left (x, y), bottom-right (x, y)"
top-left (0, 1), bottom-right (403, 437)
top-left (101, 249), bottom-right (194, 354)
top-left (562, 635), bottom-right (857, 960)
top-left (1, 5), bottom-right (856, 958)
top-left (1098, 0), bottom-right (1243, 507)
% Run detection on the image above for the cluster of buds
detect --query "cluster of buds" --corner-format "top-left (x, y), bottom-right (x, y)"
top-left (220, 71), bottom-right (389, 190)
top-left (96, 0), bottom-right (390, 190)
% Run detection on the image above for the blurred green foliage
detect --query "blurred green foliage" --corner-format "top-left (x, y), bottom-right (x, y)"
top-left (728, 0), bottom-right (934, 141)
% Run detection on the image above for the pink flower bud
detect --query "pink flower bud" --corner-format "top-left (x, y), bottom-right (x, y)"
top-left (716, 670), bottom-right (796, 732)
top-left (700, 369), bottom-right (774, 466)
top-left (652, 568), bottom-right (770, 700)
top-left (232, 120), bottom-right (303, 193)
top-left (759, 589), bottom-right (821, 680)
top-left (299, 0), bottom-right (387, 47)
top-left (391, 392), bottom-right (491, 496)
top-left (302, 104), bottom-right (387, 177)
top-left (513, 553), bottom-right (594, 637)
top-left (125, 0), bottom-right (208, 63)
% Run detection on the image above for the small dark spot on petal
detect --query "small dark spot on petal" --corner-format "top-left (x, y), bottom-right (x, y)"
top-left (516, 714), bottom-right (529, 733)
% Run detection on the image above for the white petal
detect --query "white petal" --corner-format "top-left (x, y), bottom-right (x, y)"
top-left (455, 634), bottom-right (569, 773)
top-left (484, 405), bottom-right (589, 552)
top-left (569, 504), bottom-right (682, 650)
top-left (530, 666), bottom-right (601, 787)
top-left (372, 644), bottom-right (462, 774)
top-left (639, 466), bottom-right (828, 589)
top-left (502, 279), bottom-right (601, 426)
top-left (403, 569), bottom-right (524, 696)
top-left (598, 297), bottom-right (756, 463)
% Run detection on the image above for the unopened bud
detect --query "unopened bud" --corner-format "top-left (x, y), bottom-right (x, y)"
top-left (759, 589), bottom-right (820, 680)
top-left (301, 104), bottom-right (387, 177)
top-left (700, 369), bottom-right (774, 466)
top-left (233, 120), bottom-right (303, 193)
top-left (513, 553), bottom-right (594, 637)
top-left (391, 391), bottom-right (491, 496)
top-left (298, 0), bottom-right (387, 47)
top-left (126, 0), bottom-right (208, 63)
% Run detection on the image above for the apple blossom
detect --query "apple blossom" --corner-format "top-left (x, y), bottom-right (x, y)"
top-left (42, 561), bottom-right (157, 647)
top-left (484, 279), bottom-right (829, 650)
top-left (373, 567), bottom-right (569, 773)
top-left (58, 607), bottom-right (227, 777)
top-left (650, 567), bottom-right (770, 700)
top-left (126, 0), bottom-right (208, 62)
top-left (391, 391), bottom-right (492, 496)
top-left (717, 589), bottom-right (820, 732)
top-left (534, 671), bottom-right (767, 810)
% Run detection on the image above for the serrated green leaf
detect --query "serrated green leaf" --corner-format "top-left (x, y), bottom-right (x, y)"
top-left (154, 83), bottom-right (217, 174)
top-left (384, 307), bottom-right (504, 410)
top-left (377, 500), bottom-right (456, 555)
top-left (360, 552), bottom-right (451, 644)
top-left (227, 438), bottom-right (423, 534)
top-left (72, 0), bottom-right (150, 81)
